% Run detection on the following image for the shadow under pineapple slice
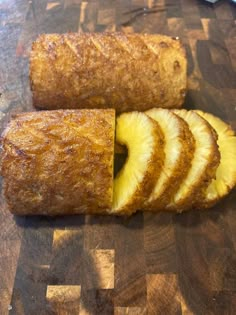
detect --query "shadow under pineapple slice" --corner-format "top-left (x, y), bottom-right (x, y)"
top-left (144, 108), bottom-right (195, 211)
top-left (195, 110), bottom-right (236, 208)
top-left (167, 109), bottom-right (220, 212)
top-left (112, 111), bottom-right (165, 215)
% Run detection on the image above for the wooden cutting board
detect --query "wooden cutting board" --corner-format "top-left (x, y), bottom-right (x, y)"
top-left (1, 0), bottom-right (236, 314)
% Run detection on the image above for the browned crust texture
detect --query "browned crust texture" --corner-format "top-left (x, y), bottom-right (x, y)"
top-left (30, 33), bottom-right (187, 112)
top-left (1, 109), bottom-right (115, 215)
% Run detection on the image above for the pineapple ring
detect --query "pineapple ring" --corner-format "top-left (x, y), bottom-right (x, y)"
top-left (112, 111), bottom-right (165, 215)
top-left (195, 110), bottom-right (236, 208)
top-left (167, 109), bottom-right (220, 212)
top-left (145, 108), bottom-right (195, 210)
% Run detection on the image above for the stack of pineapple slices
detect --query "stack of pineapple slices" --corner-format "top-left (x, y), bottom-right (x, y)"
top-left (112, 109), bottom-right (236, 214)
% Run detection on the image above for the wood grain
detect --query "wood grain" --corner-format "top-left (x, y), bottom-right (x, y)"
top-left (1, 0), bottom-right (236, 314)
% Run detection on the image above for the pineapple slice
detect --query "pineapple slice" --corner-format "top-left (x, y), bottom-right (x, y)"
top-left (145, 108), bottom-right (195, 210)
top-left (167, 109), bottom-right (220, 212)
top-left (112, 111), bottom-right (165, 215)
top-left (195, 110), bottom-right (236, 208)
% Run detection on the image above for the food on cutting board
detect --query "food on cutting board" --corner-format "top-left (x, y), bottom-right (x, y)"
top-left (112, 111), bottom-right (165, 215)
top-left (166, 109), bottom-right (221, 212)
top-left (30, 32), bottom-right (187, 112)
top-left (144, 108), bottom-right (195, 210)
top-left (1, 109), bottom-right (115, 215)
top-left (195, 110), bottom-right (236, 208)
top-left (1, 109), bottom-right (235, 216)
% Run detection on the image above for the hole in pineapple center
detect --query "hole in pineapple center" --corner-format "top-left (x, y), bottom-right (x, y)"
top-left (114, 143), bottom-right (128, 178)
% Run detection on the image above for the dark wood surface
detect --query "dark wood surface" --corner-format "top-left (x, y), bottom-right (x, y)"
top-left (1, 0), bottom-right (236, 314)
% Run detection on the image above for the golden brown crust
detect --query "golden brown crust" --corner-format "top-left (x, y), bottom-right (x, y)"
top-left (1, 109), bottom-right (115, 215)
top-left (30, 33), bottom-right (187, 112)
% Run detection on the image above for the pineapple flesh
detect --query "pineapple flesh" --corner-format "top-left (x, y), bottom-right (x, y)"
top-left (145, 108), bottom-right (195, 210)
top-left (168, 109), bottom-right (220, 212)
top-left (195, 110), bottom-right (236, 207)
top-left (112, 111), bottom-right (165, 215)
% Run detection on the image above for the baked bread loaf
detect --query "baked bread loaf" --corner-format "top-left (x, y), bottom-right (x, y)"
top-left (30, 33), bottom-right (187, 112)
top-left (1, 109), bottom-right (115, 215)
